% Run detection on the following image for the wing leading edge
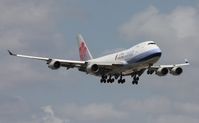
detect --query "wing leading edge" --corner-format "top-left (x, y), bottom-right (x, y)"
top-left (7, 50), bottom-right (124, 73)
top-left (8, 50), bottom-right (85, 69)
top-left (151, 59), bottom-right (190, 69)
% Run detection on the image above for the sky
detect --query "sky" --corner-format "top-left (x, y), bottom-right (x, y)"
top-left (0, 0), bottom-right (199, 123)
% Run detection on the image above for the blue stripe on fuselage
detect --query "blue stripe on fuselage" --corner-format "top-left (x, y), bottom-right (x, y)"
top-left (127, 48), bottom-right (161, 64)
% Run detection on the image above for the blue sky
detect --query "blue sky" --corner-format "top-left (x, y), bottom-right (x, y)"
top-left (0, 0), bottom-right (199, 123)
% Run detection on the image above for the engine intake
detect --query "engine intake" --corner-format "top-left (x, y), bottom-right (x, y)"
top-left (156, 67), bottom-right (168, 76)
top-left (48, 60), bottom-right (61, 70)
top-left (87, 64), bottom-right (99, 74)
top-left (170, 67), bottom-right (183, 75)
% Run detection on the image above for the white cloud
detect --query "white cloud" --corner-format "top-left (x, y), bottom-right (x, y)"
top-left (119, 5), bottom-right (199, 62)
top-left (1, 96), bottom-right (199, 123)
top-left (0, 0), bottom-right (63, 88)
top-left (156, 115), bottom-right (199, 123)
top-left (120, 96), bottom-right (199, 123)
top-left (0, 0), bottom-right (87, 89)
top-left (41, 105), bottom-right (65, 123)
top-left (118, 6), bottom-right (199, 113)
top-left (0, 59), bottom-right (44, 89)
top-left (0, 96), bottom-right (31, 123)
top-left (58, 103), bottom-right (126, 121)
top-left (0, 0), bottom-right (53, 25)
top-left (0, 0), bottom-right (56, 49)
top-left (121, 97), bottom-right (171, 114)
top-left (0, 96), bottom-right (29, 116)
top-left (0, 0), bottom-right (86, 50)
top-left (20, 103), bottom-right (126, 123)
top-left (175, 102), bottom-right (199, 115)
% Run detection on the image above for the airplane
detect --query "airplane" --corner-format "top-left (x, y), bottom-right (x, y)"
top-left (8, 34), bottom-right (189, 85)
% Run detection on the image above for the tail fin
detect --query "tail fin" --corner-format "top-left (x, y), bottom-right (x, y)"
top-left (77, 34), bottom-right (93, 61)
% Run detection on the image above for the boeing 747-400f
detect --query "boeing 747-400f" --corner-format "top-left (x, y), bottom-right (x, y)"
top-left (8, 34), bottom-right (189, 85)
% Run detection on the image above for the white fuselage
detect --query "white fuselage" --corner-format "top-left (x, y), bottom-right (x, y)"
top-left (88, 41), bottom-right (162, 75)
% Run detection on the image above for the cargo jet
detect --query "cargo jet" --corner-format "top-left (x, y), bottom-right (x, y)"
top-left (8, 34), bottom-right (189, 85)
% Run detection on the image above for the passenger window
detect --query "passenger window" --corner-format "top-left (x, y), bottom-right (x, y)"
top-left (148, 42), bottom-right (156, 45)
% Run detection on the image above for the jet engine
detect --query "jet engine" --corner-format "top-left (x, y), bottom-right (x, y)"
top-left (156, 67), bottom-right (168, 76)
top-left (170, 67), bottom-right (183, 75)
top-left (48, 60), bottom-right (61, 70)
top-left (86, 64), bottom-right (99, 74)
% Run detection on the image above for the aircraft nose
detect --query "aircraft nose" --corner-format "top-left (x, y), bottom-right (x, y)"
top-left (157, 46), bottom-right (161, 52)
top-left (156, 46), bottom-right (162, 56)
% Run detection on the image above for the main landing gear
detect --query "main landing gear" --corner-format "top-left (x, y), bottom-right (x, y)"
top-left (100, 75), bottom-right (125, 84)
top-left (100, 70), bottom-right (144, 85)
top-left (107, 75), bottom-right (114, 83)
top-left (100, 75), bottom-right (114, 83)
top-left (100, 74), bottom-right (141, 85)
top-left (132, 75), bottom-right (139, 85)
top-left (118, 75), bottom-right (125, 84)
top-left (100, 75), bottom-right (107, 83)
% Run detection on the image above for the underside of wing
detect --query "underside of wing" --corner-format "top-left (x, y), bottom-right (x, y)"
top-left (47, 59), bottom-right (86, 70)
top-left (76, 61), bottom-right (126, 76)
top-left (147, 59), bottom-right (190, 76)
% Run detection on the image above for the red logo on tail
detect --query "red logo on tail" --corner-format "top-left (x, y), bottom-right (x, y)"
top-left (79, 42), bottom-right (87, 61)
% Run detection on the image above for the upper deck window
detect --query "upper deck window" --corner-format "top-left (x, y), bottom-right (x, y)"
top-left (148, 42), bottom-right (156, 45)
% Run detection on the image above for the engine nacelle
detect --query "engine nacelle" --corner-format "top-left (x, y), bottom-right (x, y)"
top-left (48, 60), bottom-right (61, 70)
top-left (170, 67), bottom-right (183, 76)
top-left (156, 67), bottom-right (168, 76)
top-left (86, 64), bottom-right (99, 74)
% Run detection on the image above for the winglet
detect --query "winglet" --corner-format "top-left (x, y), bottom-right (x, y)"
top-left (184, 59), bottom-right (190, 66)
top-left (185, 59), bottom-right (189, 64)
top-left (8, 50), bottom-right (16, 56)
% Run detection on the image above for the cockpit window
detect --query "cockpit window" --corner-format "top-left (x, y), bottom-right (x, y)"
top-left (148, 42), bottom-right (156, 45)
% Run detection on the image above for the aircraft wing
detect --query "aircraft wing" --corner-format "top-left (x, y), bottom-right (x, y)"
top-left (146, 59), bottom-right (190, 76)
top-left (151, 59), bottom-right (190, 69)
top-left (7, 50), bottom-right (124, 73)
top-left (8, 50), bottom-right (85, 69)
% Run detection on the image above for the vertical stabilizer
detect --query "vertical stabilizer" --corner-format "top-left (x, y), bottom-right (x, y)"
top-left (77, 34), bottom-right (93, 61)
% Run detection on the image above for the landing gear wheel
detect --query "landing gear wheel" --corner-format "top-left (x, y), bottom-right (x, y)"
top-left (100, 75), bottom-right (108, 83)
top-left (114, 75), bottom-right (119, 80)
top-left (118, 79), bottom-right (121, 84)
top-left (122, 79), bottom-right (125, 84)
top-left (132, 75), bottom-right (139, 85)
top-left (100, 79), bottom-right (106, 83)
top-left (132, 80), bottom-right (138, 85)
top-left (147, 70), bottom-right (154, 75)
top-left (118, 79), bottom-right (125, 84)
top-left (117, 74), bottom-right (125, 84)
top-left (111, 79), bottom-right (114, 83)
top-left (106, 75), bottom-right (114, 83)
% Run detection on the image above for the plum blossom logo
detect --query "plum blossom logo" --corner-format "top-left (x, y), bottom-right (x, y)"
top-left (79, 42), bottom-right (87, 60)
